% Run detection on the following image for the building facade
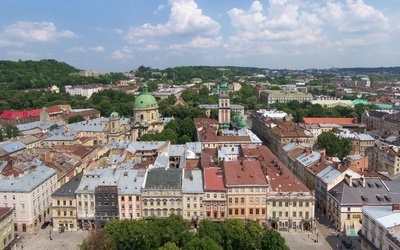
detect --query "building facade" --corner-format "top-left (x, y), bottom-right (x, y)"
top-left (0, 207), bottom-right (14, 250)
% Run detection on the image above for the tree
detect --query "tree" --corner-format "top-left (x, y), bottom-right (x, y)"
top-left (186, 236), bottom-right (222, 250)
top-left (317, 131), bottom-right (352, 160)
top-left (49, 124), bottom-right (60, 131)
top-left (197, 220), bottom-right (223, 246)
top-left (158, 242), bottom-right (180, 250)
top-left (80, 229), bottom-right (115, 250)
top-left (68, 115), bottom-right (86, 124)
top-left (221, 219), bottom-right (246, 250)
top-left (0, 128), bottom-right (4, 142)
top-left (261, 229), bottom-right (289, 250)
top-left (4, 125), bottom-right (19, 139)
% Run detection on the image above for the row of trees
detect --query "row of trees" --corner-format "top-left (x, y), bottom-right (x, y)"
top-left (271, 100), bottom-right (377, 123)
top-left (80, 215), bottom-right (289, 250)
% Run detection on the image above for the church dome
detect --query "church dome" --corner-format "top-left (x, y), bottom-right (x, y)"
top-left (237, 117), bottom-right (248, 128)
top-left (134, 84), bottom-right (157, 108)
top-left (232, 114), bottom-right (241, 122)
top-left (110, 111), bottom-right (120, 119)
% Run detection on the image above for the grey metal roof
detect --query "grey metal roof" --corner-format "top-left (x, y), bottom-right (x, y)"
top-left (106, 140), bottom-right (130, 149)
top-left (126, 141), bottom-right (168, 154)
top-left (118, 169), bottom-right (144, 195)
top-left (67, 118), bottom-right (106, 132)
top-left (329, 177), bottom-right (400, 206)
top-left (153, 152), bottom-right (169, 168)
top-left (0, 141), bottom-right (26, 153)
top-left (17, 121), bottom-right (61, 132)
top-left (52, 172), bottom-right (84, 197)
top-left (0, 165), bottom-right (57, 192)
top-left (355, 133), bottom-right (375, 141)
top-left (297, 151), bottom-right (321, 167)
top-left (316, 166), bottom-right (341, 184)
top-left (186, 142), bottom-right (202, 154)
top-left (0, 161), bottom-right (7, 172)
top-left (282, 142), bottom-right (297, 152)
top-left (182, 170), bottom-right (204, 194)
top-left (169, 145), bottom-right (185, 157)
top-left (144, 168), bottom-right (183, 189)
top-left (362, 206), bottom-right (400, 229)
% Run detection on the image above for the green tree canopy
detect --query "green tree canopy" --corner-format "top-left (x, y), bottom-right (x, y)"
top-left (317, 131), bottom-right (352, 160)
top-left (68, 115), bottom-right (86, 124)
top-left (261, 229), bottom-right (290, 250)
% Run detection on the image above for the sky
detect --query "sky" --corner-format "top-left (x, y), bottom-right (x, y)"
top-left (1, 0), bottom-right (400, 73)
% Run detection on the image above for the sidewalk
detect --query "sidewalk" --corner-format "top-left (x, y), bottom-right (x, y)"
top-left (15, 226), bottom-right (88, 250)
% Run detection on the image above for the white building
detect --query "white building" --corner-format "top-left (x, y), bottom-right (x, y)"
top-left (361, 205), bottom-right (400, 250)
top-left (0, 165), bottom-right (57, 233)
top-left (65, 84), bottom-right (102, 99)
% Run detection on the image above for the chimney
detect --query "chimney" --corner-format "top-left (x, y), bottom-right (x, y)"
top-left (344, 174), bottom-right (353, 187)
top-left (360, 175), bottom-right (365, 187)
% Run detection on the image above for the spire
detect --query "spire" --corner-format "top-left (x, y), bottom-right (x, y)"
top-left (220, 73), bottom-right (228, 89)
top-left (142, 83), bottom-right (149, 94)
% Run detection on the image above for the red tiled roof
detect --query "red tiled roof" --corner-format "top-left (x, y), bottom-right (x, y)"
top-left (46, 105), bottom-right (64, 114)
top-left (303, 117), bottom-right (357, 124)
top-left (203, 167), bottom-right (225, 191)
top-left (0, 108), bottom-right (42, 120)
top-left (223, 160), bottom-right (268, 186)
top-left (0, 207), bottom-right (13, 219)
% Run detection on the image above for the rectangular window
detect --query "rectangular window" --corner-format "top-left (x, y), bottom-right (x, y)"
top-left (235, 209), bottom-right (239, 215)
top-left (293, 201), bottom-right (297, 206)
top-left (285, 211), bottom-right (288, 217)
top-left (299, 202), bottom-right (303, 207)
top-left (214, 194), bottom-right (217, 198)
top-left (293, 212), bottom-right (296, 217)
top-left (256, 198), bottom-right (260, 204)
top-left (305, 212), bottom-right (309, 219)
top-left (241, 198), bottom-right (245, 204)
top-left (249, 198), bottom-right (253, 204)
top-left (241, 209), bottom-right (245, 215)
top-left (249, 209), bottom-right (253, 215)
top-left (272, 211), bottom-right (276, 218)
top-left (235, 198), bottom-right (238, 204)
top-left (272, 201), bottom-right (276, 207)
top-left (279, 202), bottom-right (282, 207)
top-left (285, 202), bottom-right (289, 207)
top-left (229, 209), bottom-right (232, 215)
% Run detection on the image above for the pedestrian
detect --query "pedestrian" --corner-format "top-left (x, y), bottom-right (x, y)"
top-left (336, 243), bottom-right (339, 249)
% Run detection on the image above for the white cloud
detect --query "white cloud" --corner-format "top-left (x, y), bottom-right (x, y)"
top-left (154, 4), bottom-right (166, 14)
top-left (90, 46), bottom-right (105, 52)
top-left (125, 0), bottom-right (220, 43)
top-left (137, 43), bottom-right (160, 52)
top-left (315, 0), bottom-right (389, 33)
top-left (111, 46), bottom-right (134, 61)
top-left (66, 46), bottom-right (86, 53)
top-left (2, 21), bottom-right (78, 42)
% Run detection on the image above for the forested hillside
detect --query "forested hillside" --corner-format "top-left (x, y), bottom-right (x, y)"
top-left (0, 59), bottom-right (128, 90)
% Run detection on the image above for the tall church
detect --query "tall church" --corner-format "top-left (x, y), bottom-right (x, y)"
top-left (218, 74), bottom-right (231, 130)
top-left (130, 84), bottom-right (165, 141)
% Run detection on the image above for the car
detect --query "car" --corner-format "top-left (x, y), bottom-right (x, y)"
top-left (41, 221), bottom-right (50, 229)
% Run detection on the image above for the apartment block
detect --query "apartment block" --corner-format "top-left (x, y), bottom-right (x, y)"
top-left (360, 205), bottom-right (400, 250)
top-left (0, 165), bottom-right (57, 233)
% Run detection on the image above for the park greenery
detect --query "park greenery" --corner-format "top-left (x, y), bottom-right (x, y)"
top-left (317, 131), bottom-right (353, 160)
top-left (271, 100), bottom-right (378, 123)
top-left (79, 215), bottom-right (289, 250)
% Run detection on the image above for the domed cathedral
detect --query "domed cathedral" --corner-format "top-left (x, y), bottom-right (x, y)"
top-left (130, 83), bottom-right (164, 141)
top-left (218, 73), bottom-right (231, 130)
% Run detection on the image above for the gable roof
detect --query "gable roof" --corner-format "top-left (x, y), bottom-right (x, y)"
top-left (303, 117), bottom-right (356, 124)
top-left (0, 108), bottom-right (42, 120)
top-left (223, 160), bottom-right (268, 186)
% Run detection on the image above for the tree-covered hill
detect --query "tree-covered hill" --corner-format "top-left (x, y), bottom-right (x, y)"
top-left (0, 59), bottom-right (128, 90)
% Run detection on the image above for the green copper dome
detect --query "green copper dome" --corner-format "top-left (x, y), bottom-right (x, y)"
top-left (110, 111), bottom-right (120, 119)
top-left (134, 84), bottom-right (157, 108)
top-left (232, 114), bottom-right (240, 122)
top-left (220, 73), bottom-right (228, 90)
top-left (237, 117), bottom-right (248, 128)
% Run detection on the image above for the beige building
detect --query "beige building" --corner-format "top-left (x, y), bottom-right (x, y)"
top-left (0, 165), bottom-right (57, 233)
top-left (326, 175), bottom-right (400, 234)
top-left (259, 90), bottom-right (313, 106)
top-left (223, 160), bottom-right (268, 226)
top-left (203, 167), bottom-right (227, 221)
top-left (366, 144), bottom-right (400, 176)
top-left (0, 207), bottom-right (14, 250)
top-left (182, 170), bottom-right (204, 224)
top-left (118, 169), bottom-right (145, 221)
top-left (141, 168), bottom-right (183, 218)
top-left (52, 172), bottom-right (83, 231)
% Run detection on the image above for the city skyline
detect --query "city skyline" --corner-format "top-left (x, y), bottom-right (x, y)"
top-left (1, 0), bottom-right (400, 72)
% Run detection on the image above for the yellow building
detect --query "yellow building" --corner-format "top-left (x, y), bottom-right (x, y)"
top-left (223, 160), bottom-right (268, 226)
top-left (0, 207), bottom-right (14, 250)
top-left (51, 172), bottom-right (83, 231)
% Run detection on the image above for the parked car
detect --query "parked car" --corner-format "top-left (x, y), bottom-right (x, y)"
top-left (41, 221), bottom-right (50, 229)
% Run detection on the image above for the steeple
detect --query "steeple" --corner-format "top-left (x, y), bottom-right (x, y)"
top-left (218, 73), bottom-right (231, 127)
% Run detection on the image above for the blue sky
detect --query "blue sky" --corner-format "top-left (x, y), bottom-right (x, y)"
top-left (1, 0), bottom-right (399, 72)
